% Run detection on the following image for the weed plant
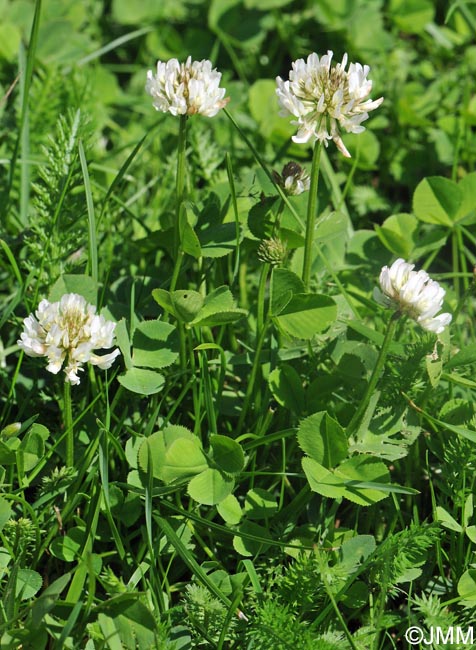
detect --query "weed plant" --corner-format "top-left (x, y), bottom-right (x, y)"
top-left (1, 1), bottom-right (476, 649)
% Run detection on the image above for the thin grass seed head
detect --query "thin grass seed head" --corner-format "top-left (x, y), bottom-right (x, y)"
top-left (18, 293), bottom-right (120, 385)
top-left (146, 56), bottom-right (229, 117)
top-left (376, 258), bottom-right (452, 334)
top-left (276, 51), bottom-right (383, 157)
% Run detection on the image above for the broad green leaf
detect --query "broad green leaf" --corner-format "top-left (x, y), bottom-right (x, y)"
top-left (117, 367), bottom-right (165, 395)
top-left (390, 0), bottom-right (435, 34)
top-left (426, 354), bottom-right (442, 387)
top-left (245, 0), bottom-right (293, 8)
top-left (0, 497), bottom-right (12, 532)
top-left (217, 494), bottom-right (243, 525)
top-left (275, 293), bottom-right (337, 339)
top-left (114, 318), bottom-right (132, 369)
top-left (340, 535), bottom-right (376, 572)
top-left (413, 176), bottom-right (461, 226)
top-left (268, 364), bottom-right (305, 415)
top-left (210, 435), bottom-right (245, 474)
top-left (152, 288), bottom-right (176, 318)
top-left (375, 213), bottom-right (418, 258)
top-left (233, 521), bottom-right (272, 557)
top-left (209, 0), bottom-right (263, 48)
top-left (180, 221), bottom-right (202, 259)
top-left (466, 526), bottom-right (476, 543)
top-left (244, 488), bottom-right (277, 519)
top-left (199, 223), bottom-right (238, 258)
top-left (192, 309), bottom-right (247, 327)
top-left (270, 269), bottom-right (304, 316)
top-left (18, 428), bottom-right (45, 472)
top-left (187, 468), bottom-right (234, 505)
top-left (297, 412), bottom-right (348, 468)
top-left (48, 274), bottom-right (98, 305)
top-left (457, 569), bottom-right (476, 604)
top-left (172, 290), bottom-right (204, 322)
top-left (15, 569), bottom-right (43, 600)
top-left (138, 427), bottom-right (207, 482)
top-left (50, 527), bottom-right (85, 562)
top-left (132, 320), bottom-right (179, 369)
top-left (447, 344), bottom-right (476, 369)
top-left (190, 286), bottom-right (247, 327)
top-left (31, 574), bottom-right (72, 628)
top-left (0, 23), bottom-right (21, 62)
top-left (456, 172), bottom-right (476, 222)
top-left (315, 211), bottom-right (350, 243)
top-left (302, 456), bottom-right (390, 505)
top-left (435, 506), bottom-right (462, 532)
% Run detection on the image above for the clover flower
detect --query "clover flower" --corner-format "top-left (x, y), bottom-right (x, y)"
top-left (18, 293), bottom-right (120, 385)
top-left (273, 162), bottom-right (310, 196)
top-left (276, 51), bottom-right (383, 157)
top-left (377, 258), bottom-right (452, 334)
top-left (257, 237), bottom-right (287, 267)
top-left (146, 56), bottom-right (229, 118)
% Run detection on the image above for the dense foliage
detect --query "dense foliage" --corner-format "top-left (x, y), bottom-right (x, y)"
top-left (1, 0), bottom-right (476, 648)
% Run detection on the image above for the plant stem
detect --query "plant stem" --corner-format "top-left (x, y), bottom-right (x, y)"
top-left (237, 317), bottom-right (270, 433)
top-left (170, 114), bottom-right (188, 292)
top-left (346, 312), bottom-right (400, 437)
top-left (302, 141), bottom-right (322, 290)
top-left (64, 381), bottom-right (74, 467)
top-left (256, 262), bottom-right (270, 338)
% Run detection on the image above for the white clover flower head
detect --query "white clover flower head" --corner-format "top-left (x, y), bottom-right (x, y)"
top-left (376, 258), bottom-right (452, 334)
top-left (146, 55), bottom-right (229, 118)
top-left (18, 293), bottom-right (121, 385)
top-left (276, 51), bottom-right (383, 157)
top-left (278, 161), bottom-right (311, 196)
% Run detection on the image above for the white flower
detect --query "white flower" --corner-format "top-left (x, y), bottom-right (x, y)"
top-left (276, 161), bottom-right (310, 196)
top-left (377, 258), bottom-right (452, 334)
top-left (18, 293), bottom-right (121, 385)
top-left (276, 51), bottom-right (383, 157)
top-left (146, 56), bottom-right (229, 118)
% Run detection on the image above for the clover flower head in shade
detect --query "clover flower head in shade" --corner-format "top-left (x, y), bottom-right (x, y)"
top-left (18, 293), bottom-right (121, 385)
top-left (276, 51), bottom-right (383, 157)
top-left (273, 161), bottom-right (311, 196)
top-left (257, 237), bottom-right (287, 267)
top-left (145, 56), bottom-right (229, 118)
top-left (376, 258), bottom-right (452, 334)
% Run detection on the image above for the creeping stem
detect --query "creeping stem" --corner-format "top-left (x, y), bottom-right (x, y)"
top-left (170, 114), bottom-right (188, 293)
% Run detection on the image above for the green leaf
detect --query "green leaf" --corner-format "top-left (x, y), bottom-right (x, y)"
top-left (217, 494), bottom-right (243, 524)
top-left (244, 488), bottom-right (277, 519)
top-left (199, 222), bottom-right (238, 258)
top-left (187, 468), bottom-right (234, 505)
top-left (268, 364), bottom-right (305, 415)
top-left (413, 176), bottom-right (462, 226)
top-left (31, 573), bottom-right (71, 628)
top-left (117, 367), bottom-right (165, 395)
top-left (447, 344), bottom-right (476, 369)
top-left (457, 569), bottom-right (476, 604)
top-left (233, 521), bottom-right (272, 557)
top-left (274, 293), bottom-right (337, 339)
top-left (132, 320), bottom-right (179, 369)
top-left (302, 456), bottom-right (390, 505)
top-left (375, 213), bottom-right (418, 258)
top-left (180, 219), bottom-right (202, 258)
top-left (114, 318), bottom-right (132, 370)
top-left (435, 506), bottom-right (462, 532)
top-left (297, 412), bottom-right (348, 468)
top-left (457, 172), bottom-right (476, 222)
top-left (315, 211), bottom-right (350, 243)
top-left (15, 569), bottom-right (43, 600)
top-left (190, 286), bottom-right (247, 327)
top-left (18, 428), bottom-right (45, 472)
top-left (0, 497), bottom-right (13, 532)
top-left (50, 527), bottom-right (85, 562)
top-left (426, 354), bottom-right (442, 387)
top-left (139, 428), bottom-right (208, 483)
top-left (152, 288), bottom-right (176, 318)
top-left (210, 435), bottom-right (245, 474)
top-left (172, 290), bottom-right (204, 323)
top-left (390, 0), bottom-right (435, 34)
top-left (48, 274), bottom-right (98, 305)
top-left (270, 269), bottom-right (304, 316)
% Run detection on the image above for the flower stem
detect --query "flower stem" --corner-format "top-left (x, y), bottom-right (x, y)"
top-left (256, 262), bottom-right (270, 338)
top-left (64, 381), bottom-right (74, 467)
top-left (170, 114), bottom-right (188, 292)
top-left (346, 312), bottom-right (400, 437)
top-left (237, 317), bottom-right (270, 434)
top-left (302, 141), bottom-right (322, 291)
